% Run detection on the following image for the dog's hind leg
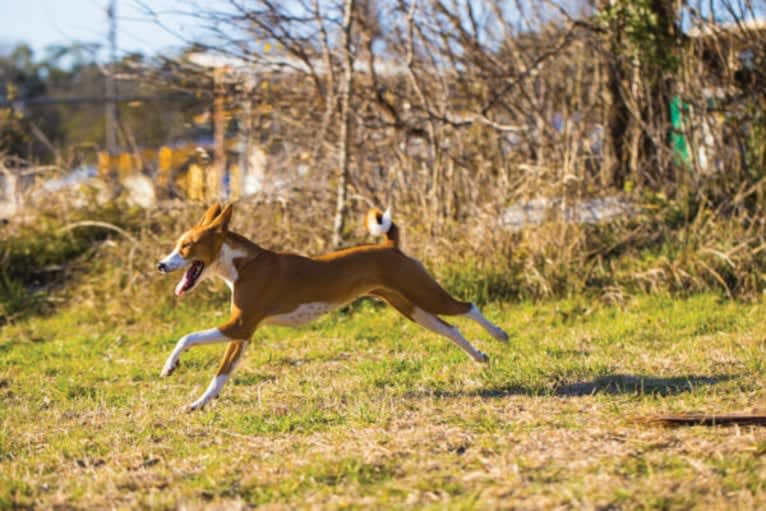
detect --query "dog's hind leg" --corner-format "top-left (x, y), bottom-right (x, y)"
top-left (381, 257), bottom-right (508, 343)
top-left (382, 257), bottom-right (472, 316)
top-left (373, 290), bottom-right (488, 363)
top-left (410, 308), bottom-right (489, 363)
top-left (188, 340), bottom-right (249, 411)
top-left (463, 304), bottom-right (509, 343)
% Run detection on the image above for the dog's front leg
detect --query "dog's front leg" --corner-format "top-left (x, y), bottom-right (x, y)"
top-left (160, 327), bottom-right (230, 377)
top-left (188, 340), bottom-right (248, 411)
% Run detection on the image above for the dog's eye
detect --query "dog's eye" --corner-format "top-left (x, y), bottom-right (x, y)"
top-left (181, 242), bottom-right (192, 250)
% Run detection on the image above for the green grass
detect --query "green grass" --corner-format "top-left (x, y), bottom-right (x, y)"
top-left (2, 291), bottom-right (766, 509)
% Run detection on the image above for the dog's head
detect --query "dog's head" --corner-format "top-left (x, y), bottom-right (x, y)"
top-left (157, 203), bottom-right (233, 296)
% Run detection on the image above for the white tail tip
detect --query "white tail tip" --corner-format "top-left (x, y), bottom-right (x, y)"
top-left (367, 207), bottom-right (392, 237)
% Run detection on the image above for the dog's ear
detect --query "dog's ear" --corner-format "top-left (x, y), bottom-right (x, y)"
top-left (207, 203), bottom-right (233, 232)
top-left (197, 203), bottom-right (222, 227)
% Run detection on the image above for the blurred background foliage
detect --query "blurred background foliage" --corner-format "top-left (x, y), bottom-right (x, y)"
top-left (2, 0), bottom-right (766, 323)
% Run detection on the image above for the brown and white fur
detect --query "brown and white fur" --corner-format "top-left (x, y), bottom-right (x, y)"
top-left (157, 203), bottom-right (508, 411)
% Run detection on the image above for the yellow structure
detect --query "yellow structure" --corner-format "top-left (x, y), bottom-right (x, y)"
top-left (97, 151), bottom-right (112, 180)
top-left (229, 163), bottom-right (241, 200)
top-left (205, 162), bottom-right (219, 201)
top-left (187, 162), bottom-right (206, 201)
top-left (96, 140), bottom-right (244, 201)
top-left (157, 146), bottom-right (173, 187)
top-left (117, 153), bottom-right (134, 180)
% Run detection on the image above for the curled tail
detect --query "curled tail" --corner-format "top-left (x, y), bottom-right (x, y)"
top-left (365, 207), bottom-right (399, 248)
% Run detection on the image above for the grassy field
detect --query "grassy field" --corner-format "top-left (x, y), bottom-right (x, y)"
top-left (2, 290), bottom-right (766, 509)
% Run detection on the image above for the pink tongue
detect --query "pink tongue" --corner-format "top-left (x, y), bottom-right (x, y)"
top-left (175, 273), bottom-right (192, 296)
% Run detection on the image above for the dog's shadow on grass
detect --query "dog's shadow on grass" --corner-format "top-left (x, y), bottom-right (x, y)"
top-left (551, 373), bottom-right (734, 397)
top-left (416, 373), bottom-right (734, 400)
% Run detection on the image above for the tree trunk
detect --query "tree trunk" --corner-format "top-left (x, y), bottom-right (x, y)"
top-left (600, 0), bottom-right (680, 189)
top-left (332, 0), bottom-right (356, 249)
top-left (604, 62), bottom-right (630, 187)
top-left (601, 1), bottom-right (630, 189)
top-left (645, 0), bottom-right (680, 184)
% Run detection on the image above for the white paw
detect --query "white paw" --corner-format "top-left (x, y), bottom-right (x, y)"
top-left (160, 356), bottom-right (180, 377)
top-left (186, 398), bottom-right (208, 412)
top-left (474, 350), bottom-right (490, 364)
top-left (187, 393), bottom-right (218, 412)
top-left (185, 376), bottom-right (227, 411)
top-left (492, 327), bottom-right (509, 343)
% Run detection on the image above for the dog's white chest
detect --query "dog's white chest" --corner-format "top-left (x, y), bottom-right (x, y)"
top-left (263, 302), bottom-right (335, 326)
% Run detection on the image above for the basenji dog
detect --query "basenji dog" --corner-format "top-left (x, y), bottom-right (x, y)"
top-left (157, 203), bottom-right (508, 410)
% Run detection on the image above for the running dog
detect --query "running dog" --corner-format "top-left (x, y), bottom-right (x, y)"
top-left (157, 203), bottom-right (508, 410)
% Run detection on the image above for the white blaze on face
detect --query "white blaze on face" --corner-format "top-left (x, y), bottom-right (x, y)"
top-left (159, 250), bottom-right (189, 272)
top-left (158, 249), bottom-right (206, 297)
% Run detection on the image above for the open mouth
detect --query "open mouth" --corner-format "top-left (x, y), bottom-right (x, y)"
top-left (175, 261), bottom-right (205, 296)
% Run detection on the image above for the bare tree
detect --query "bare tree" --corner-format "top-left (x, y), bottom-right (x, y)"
top-left (136, 0), bottom-right (766, 239)
top-left (333, 0), bottom-right (357, 248)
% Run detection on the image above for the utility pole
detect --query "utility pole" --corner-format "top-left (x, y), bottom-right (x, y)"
top-left (105, 0), bottom-right (118, 155)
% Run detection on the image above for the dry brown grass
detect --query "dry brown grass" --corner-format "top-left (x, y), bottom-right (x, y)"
top-left (3, 280), bottom-right (766, 509)
top-left (3, 193), bottom-right (766, 508)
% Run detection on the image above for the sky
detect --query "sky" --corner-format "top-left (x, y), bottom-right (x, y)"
top-left (2, 0), bottom-right (764, 63)
top-left (0, 0), bottom-right (198, 60)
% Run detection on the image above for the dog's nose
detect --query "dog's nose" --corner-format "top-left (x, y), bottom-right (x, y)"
top-left (157, 262), bottom-right (168, 273)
